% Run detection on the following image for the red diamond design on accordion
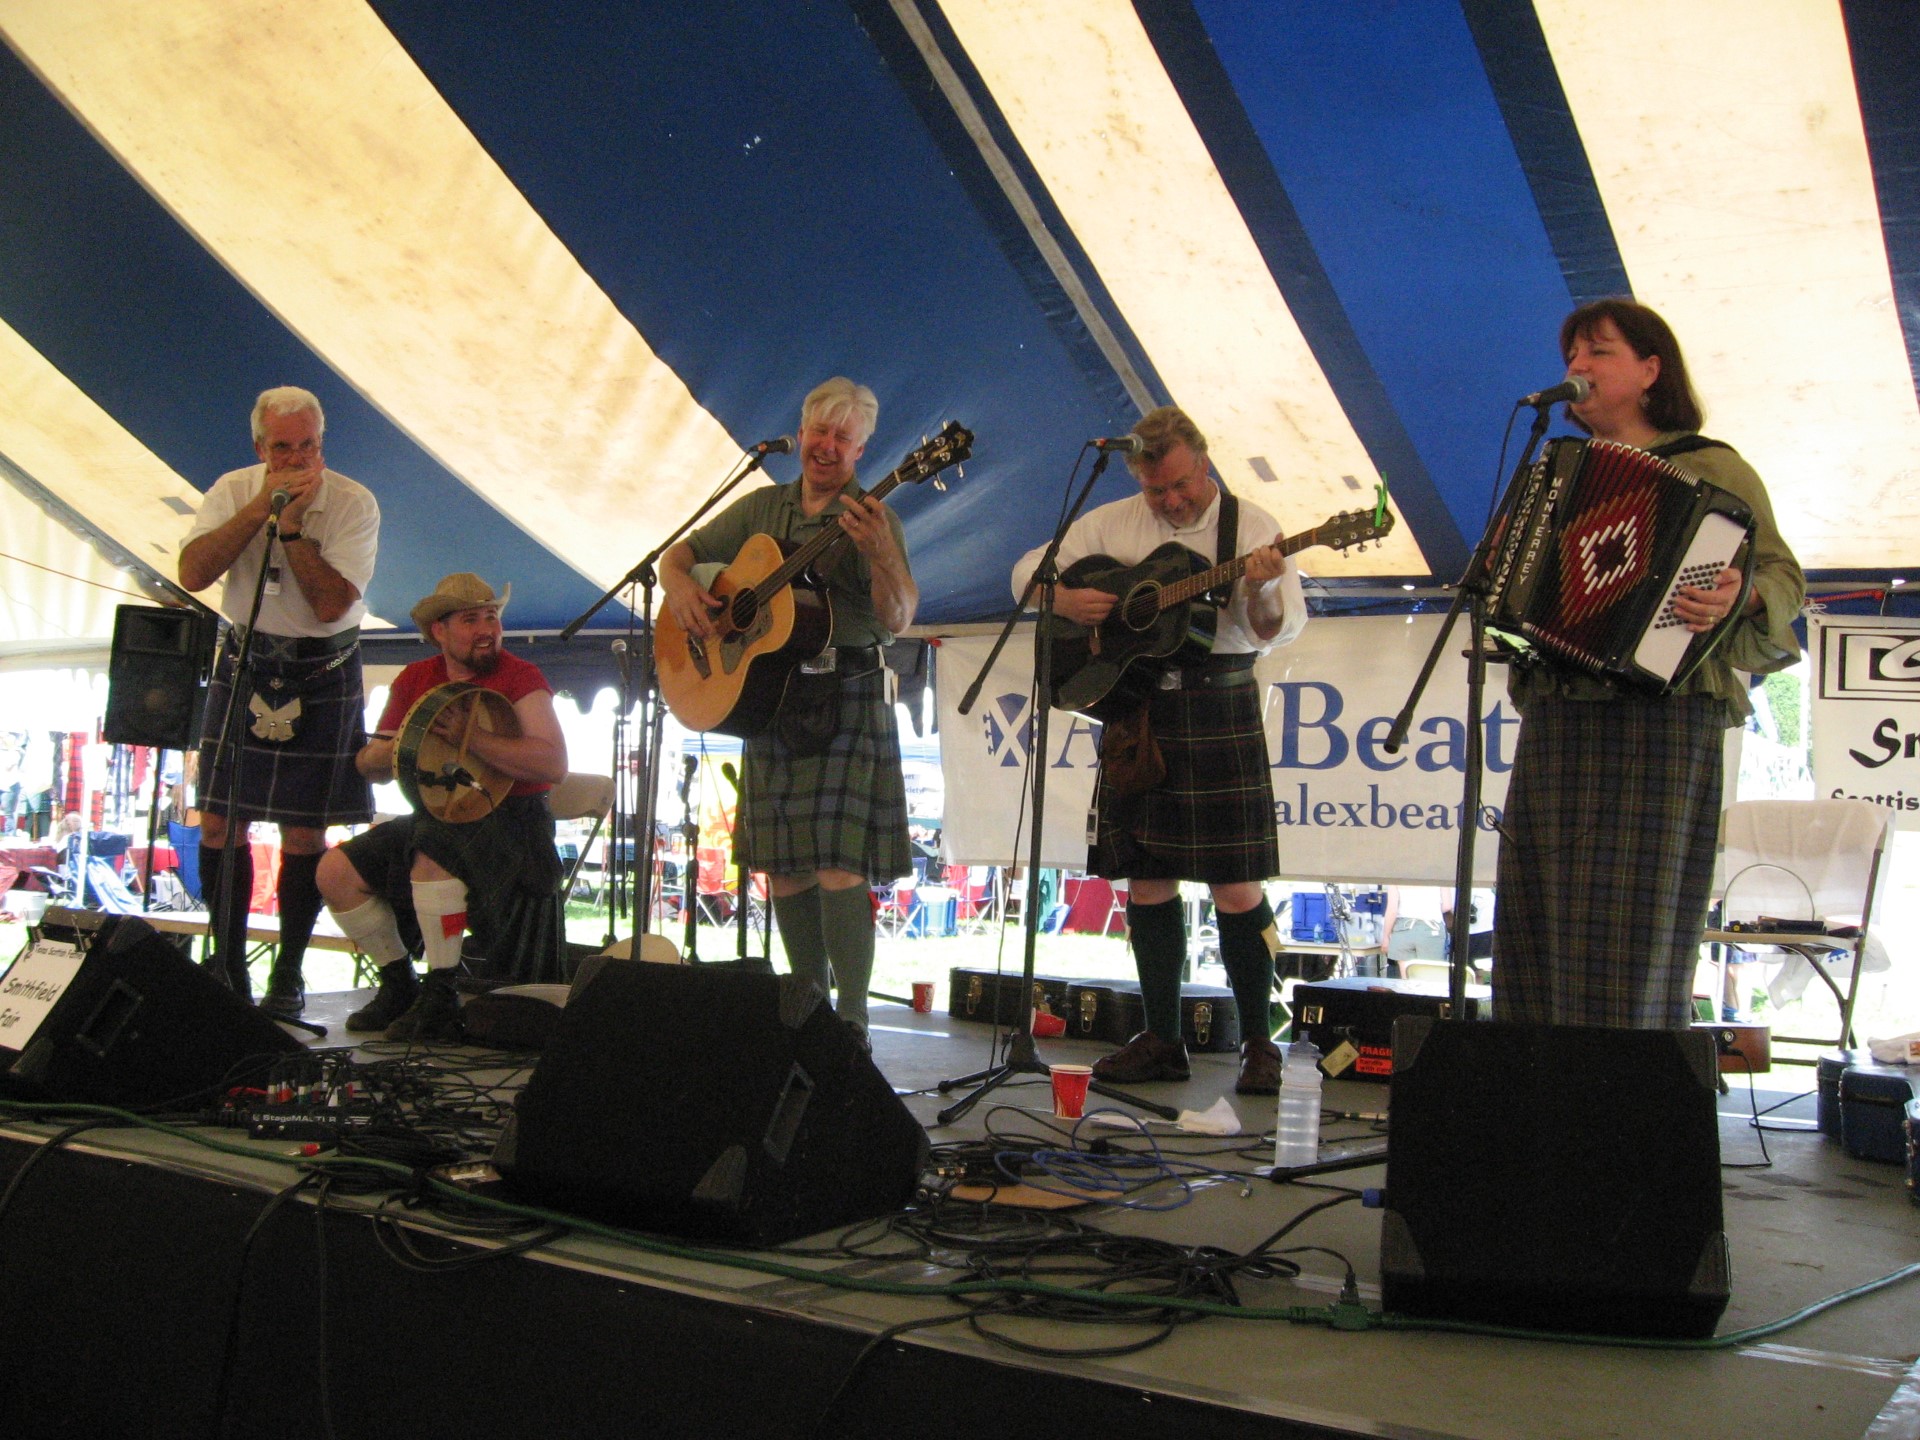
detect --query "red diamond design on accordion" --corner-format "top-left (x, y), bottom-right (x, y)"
top-left (1559, 488), bottom-right (1658, 625)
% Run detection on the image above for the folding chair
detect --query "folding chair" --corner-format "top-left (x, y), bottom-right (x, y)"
top-left (1701, 798), bottom-right (1897, 1057)
top-left (548, 772), bottom-right (615, 902)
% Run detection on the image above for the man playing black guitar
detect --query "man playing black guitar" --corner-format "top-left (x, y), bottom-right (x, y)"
top-left (660, 378), bottom-right (917, 1042)
top-left (1011, 406), bottom-right (1305, 1094)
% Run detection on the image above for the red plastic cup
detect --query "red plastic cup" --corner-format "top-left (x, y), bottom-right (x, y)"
top-left (911, 981), bottom-right (935, 1013)
top-left (1032, 1010), bottom-right (1066, 1038)
top-left (1050, 1063), bottom-right (1093, 1119)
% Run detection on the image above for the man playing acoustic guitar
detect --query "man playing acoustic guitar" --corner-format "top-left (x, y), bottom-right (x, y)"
top-left (1011, 406), bottom-right (1306, 1093)
top-left (660, 378), bottom-right (917, 1042)
top-left (318, 573), bottom-right (569, 1041)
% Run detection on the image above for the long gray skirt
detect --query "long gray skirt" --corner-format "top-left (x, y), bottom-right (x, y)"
top-left (1493, 692), bottom-right (1724, 1028)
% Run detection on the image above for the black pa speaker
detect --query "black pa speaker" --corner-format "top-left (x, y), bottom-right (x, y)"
top-left (0, 909), bottom-right (303, 1109)
top-left (494, 962), bottom-right (929, 1245)
top-left (103, 604), bottom-right (215, 750)
top-left (1380, 1018), bottom-right (1729, 1339)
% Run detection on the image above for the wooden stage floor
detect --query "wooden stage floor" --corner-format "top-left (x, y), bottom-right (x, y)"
top-left (1, 981), bottom-right (1916, 1440)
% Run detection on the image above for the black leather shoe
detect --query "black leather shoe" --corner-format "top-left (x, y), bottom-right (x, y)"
top-left (1236, 1036), bottom-right (1282, 1095)
top-left (1091, 1030), bottom-right (1191, 1083)
top-left (346, 960), bottom-right (422, 1034)
top-left (384, 967), bottom-right (463, 1043)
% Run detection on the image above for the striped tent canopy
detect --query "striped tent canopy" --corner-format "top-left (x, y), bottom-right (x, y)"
top-left (3, 0), bottom-right (1916, 672)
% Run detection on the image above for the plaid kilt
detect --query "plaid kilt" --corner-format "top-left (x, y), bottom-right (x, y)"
top-left (1493, 692), bottom-right (1723, 1029)
top-left (1091, 677), bottom-right (1278, 883)
top-left (339, 793), bottom-right (565, 984)
top-left (739, 669), bottom-right (912, 882)
top-left (199, 634), bottom-right (373, 826)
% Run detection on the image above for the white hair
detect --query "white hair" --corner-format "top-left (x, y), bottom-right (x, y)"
top-left (250, 386), bottom-right (326, 445)
top-left (799, 377), bottom-right (878, 445)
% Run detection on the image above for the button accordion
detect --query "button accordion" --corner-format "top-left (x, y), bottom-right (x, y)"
top-left (1485, 437), bottom-right (1755, 692)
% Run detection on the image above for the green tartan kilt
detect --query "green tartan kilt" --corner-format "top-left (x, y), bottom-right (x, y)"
top-left (739, 669), bottom-right (912, 883)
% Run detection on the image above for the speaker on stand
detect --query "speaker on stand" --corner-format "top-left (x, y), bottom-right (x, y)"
top-left (103, 605), bottom-right (216, 751)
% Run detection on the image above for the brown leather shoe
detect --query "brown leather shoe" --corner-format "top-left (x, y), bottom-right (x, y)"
top-left (1236, 1036), bottom-right (1283, 1095)
top-left (1091, 1030), bottom-right (1191, 1083)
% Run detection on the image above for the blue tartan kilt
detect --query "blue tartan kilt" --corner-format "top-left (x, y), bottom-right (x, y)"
top-left (199, 636), bottom-right (373, 827)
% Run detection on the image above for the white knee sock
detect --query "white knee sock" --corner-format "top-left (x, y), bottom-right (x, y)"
top-left (411, 877), bottom-right (469, 971)
top-left (331, 896), bottom-right (410, 967)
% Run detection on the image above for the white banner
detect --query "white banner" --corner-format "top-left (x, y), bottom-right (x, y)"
top-left (1809, 614), bottom-right (1920, 830)
top-left (935, 614), bottom-right (1518, 882)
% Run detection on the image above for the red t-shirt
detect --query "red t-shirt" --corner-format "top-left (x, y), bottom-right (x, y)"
top-left (377, 651), bottom-right (553, 797)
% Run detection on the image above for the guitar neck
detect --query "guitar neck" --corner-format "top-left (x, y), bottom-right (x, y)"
top-left (760, 469), bottom-right (911, 599)
top-left (1154, 528), bottom-right (1319, 610)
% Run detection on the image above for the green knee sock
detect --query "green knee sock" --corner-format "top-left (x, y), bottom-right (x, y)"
top-left (1217, 899), bottom-right (1280, 1041)
top-left (1125, 897), bottom-right (1187, 1042)
top-left (772, 886), bottom-right (831, 999)
top-left (818, 884), bottom-right (876, 1032)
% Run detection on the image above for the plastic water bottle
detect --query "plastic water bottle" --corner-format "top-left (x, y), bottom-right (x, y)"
top-left (1273, 1040), bottom-right (1324, 1169)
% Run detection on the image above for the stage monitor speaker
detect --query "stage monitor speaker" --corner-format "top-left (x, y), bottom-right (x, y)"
top-left (494, 961), bottom-right (929, 1246)
top-left (1380, 1017), bottom-right (1729, 1339)
top-left (103, 604), bottom-right (215, 751)
top-left (0, 909), bottom-right (303, 1110)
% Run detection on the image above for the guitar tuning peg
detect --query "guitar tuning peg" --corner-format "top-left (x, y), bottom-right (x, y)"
top-left (932, 478), bottom-right (947, 492)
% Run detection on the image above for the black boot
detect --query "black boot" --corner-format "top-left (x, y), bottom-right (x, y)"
top-left (260, 950), bottom-right (305, 1017)
top-left (383, 966), bottom-right (461, 1043)
top-left (345, 960), bottom-right (421, 1034)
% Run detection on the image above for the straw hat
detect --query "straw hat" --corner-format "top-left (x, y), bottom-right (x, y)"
top-left (410, 572), bottom-right (511, 633)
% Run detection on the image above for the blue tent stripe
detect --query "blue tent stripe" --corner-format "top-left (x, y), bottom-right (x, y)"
top-left (1841, 0), bottom-right (1920, 397)
top-left (1461, 0), bottom-right (1631, 308)
top-left (0, 46), bottom-right (615, 633)
top-left (368, 0), bottom-right (1154, 626)
top-left (1186, 0), bottom-right (1579, 559)
top-left (1139, 0), bottom-right (1466, 578)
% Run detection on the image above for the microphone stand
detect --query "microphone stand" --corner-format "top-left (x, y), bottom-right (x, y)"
top-left (1383, 403), bottom-right (1557, 1017)
top-left (937, 450), bottom-right (1176, 1125)
top-left (203, 508), bottom-right (327, 1038)
top-left (558, 446), bottom-right (782, 951)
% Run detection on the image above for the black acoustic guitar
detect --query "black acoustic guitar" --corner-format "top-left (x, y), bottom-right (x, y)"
top-left (1046, 507), bottom-right (1394, 722)
top-left (656, 421), bottom-right (972, 736)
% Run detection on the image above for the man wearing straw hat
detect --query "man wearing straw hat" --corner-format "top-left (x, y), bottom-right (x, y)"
top-left (178, 386), bottom-right (379, 1016)
top-left (317, 573), bottom-right (568, 1041)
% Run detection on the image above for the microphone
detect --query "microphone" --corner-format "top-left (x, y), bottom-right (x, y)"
top-left (611, 638), bottom-right (630, 689)
top-left (721, 761), bottom-right (740, 793)
top-left (748, 436), bottom-right (793, 455)
top-left (1089, 435), bottom-right (1144, 455)
top-left (269, 488), bottom-right (293, 519)
top-left (1518, 376), bottom-right (1590, 408)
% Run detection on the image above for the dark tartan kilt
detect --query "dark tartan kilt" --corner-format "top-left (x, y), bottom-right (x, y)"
top-left (1493, 692), bottom-right (1724, 1029)
top-left (739, 669), bottom-right (912, 883)
top-left (1091, 678), bottom-right (1278, 884)
top-left (338, 794), bottom-right (565, 985)
top-left (199, 638), bottom-right (373, 827)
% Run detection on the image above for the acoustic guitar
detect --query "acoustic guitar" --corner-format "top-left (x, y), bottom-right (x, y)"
top-left (1046, 506), bottom-right (1394, 723)
top-left (657, 421), bottom-right (973, 736)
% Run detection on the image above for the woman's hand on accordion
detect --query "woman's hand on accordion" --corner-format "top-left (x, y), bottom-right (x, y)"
top-left (1674, 566), bottom-right (1751, 634)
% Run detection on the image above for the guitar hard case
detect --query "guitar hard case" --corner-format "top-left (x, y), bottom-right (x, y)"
top-left (946, 967), bottom-right (1075, 1029)
top-left (1064, 978), bottom-right (1243, 1052)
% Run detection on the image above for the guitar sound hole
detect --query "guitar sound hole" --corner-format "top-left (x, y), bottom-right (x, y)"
top-left (731, 592), bottom-right (759, 632)
top-left (1123, 586), bottom-right (1158, 632)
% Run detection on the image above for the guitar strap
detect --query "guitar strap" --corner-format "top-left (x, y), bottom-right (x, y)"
top-left (1204, 488), bottom-right (1239, 608)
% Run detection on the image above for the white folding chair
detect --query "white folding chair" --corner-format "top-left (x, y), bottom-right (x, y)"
top-left (548, 772), bottom-right (615, 902)
top-left (1701, 798), bottom-right (1897, 1056)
